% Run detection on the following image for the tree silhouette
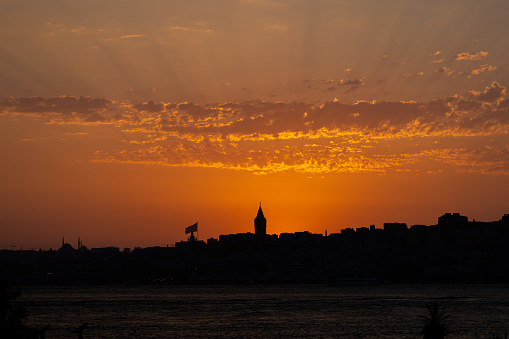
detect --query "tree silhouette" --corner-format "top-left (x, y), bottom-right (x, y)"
top-left (421, 303), bottom-right (451, 339)
top-left (1, 282), bottom-right (50, 338)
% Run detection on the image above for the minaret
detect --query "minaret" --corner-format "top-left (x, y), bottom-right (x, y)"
top-left (254, 203), bottom-right (267, 238)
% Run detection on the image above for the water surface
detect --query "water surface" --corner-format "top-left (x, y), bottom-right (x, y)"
top-left (18, 284), bottom-right (509, 338)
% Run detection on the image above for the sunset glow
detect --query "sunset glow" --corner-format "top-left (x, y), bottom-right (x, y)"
top-left (1, 0), bottom-right (509, 249)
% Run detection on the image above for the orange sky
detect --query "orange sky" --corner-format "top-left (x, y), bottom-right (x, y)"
top-left (1, 0), bottom-right (509, 250)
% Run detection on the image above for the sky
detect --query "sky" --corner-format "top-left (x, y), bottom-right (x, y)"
top-left (1, 0), bottom-right (509, 250)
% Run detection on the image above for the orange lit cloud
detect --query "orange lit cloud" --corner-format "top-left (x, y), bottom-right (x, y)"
top-left (338, 78), bottom-right (365, 92)
top-left (120, 34), bottom-right (144, 39)
top-left (468, 81), bottom-right (506, 102)
top-left (401, 72), bottom-right (424, 78)
top-left (2, 82), bottom-right (509, 175)
top-left (455, 51), bottom-right (488, 61)
top-left (435, 67), bottom-right (454, 76)
top-left (167, 26), bottom-right (213, 33)
top-left (471, 64), bottom-right (497, 75)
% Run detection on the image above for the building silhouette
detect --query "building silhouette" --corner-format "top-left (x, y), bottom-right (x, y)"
top-left (254, 204), bottom-right (267, 239)
top-left (4, 210), bottom-right (509, 285)
top-left (438, 212), bottom-right (468, 227)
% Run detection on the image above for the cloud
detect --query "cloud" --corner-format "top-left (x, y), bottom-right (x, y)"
top-left (176, 102), bottom-right (219, 119)
top-left (133, 101), bottom-right (166, 113)
top-left (471, 64), bottom-right (497, 75)
top-left (320, 78), bottom-right (334, 84)
top-left (167, 26), bottom-right (213, 33)
top-left (468, 82), bottom-right (506, 102)
top-left (120, 34), bottom-right (144, 39)
top-left (455, 51), bottom-right (488, 61)
top-left (435, 67), bottom-right (454, 76)
top-left (66, 132), bottom-right (89, 136)
top-left (338, 78), bottom-right (365, 92)
top-left (429, 146), bottom-right (509, 175)
top-left (0, 95), bottom-right (112, 115)
top-left (401, 72), bottom-right (424, 78)
top-left (45, 22), bottom-right (92, 36)
top-left (4, 82), bottom-right (509, 175)
top-left (339, 78), bottom-right (364, 86)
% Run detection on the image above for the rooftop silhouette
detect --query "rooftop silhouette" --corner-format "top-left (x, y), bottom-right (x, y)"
top-left (2, 208), bottom-right (509, 285)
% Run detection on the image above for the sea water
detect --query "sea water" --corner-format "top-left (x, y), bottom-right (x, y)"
top-left (17, 284), bottom-right (509, 338)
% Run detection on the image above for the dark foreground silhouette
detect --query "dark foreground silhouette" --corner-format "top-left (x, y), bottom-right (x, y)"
top-left (421, 303), bottom-right (451, 339)
top-left (2, 211), bottom-right (509, 285)
top-left (0, 283), bottom-right (49, 338)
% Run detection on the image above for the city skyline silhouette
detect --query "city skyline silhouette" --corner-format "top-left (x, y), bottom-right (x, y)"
top-left (3, 206), bottom-right (509, 286)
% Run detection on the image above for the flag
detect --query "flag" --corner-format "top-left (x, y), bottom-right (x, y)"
top-left (185, 222), bottom-right (198, 234)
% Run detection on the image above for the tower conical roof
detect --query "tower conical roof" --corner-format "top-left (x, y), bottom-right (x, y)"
top-left (255, 205), bottom-right (265, 220)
